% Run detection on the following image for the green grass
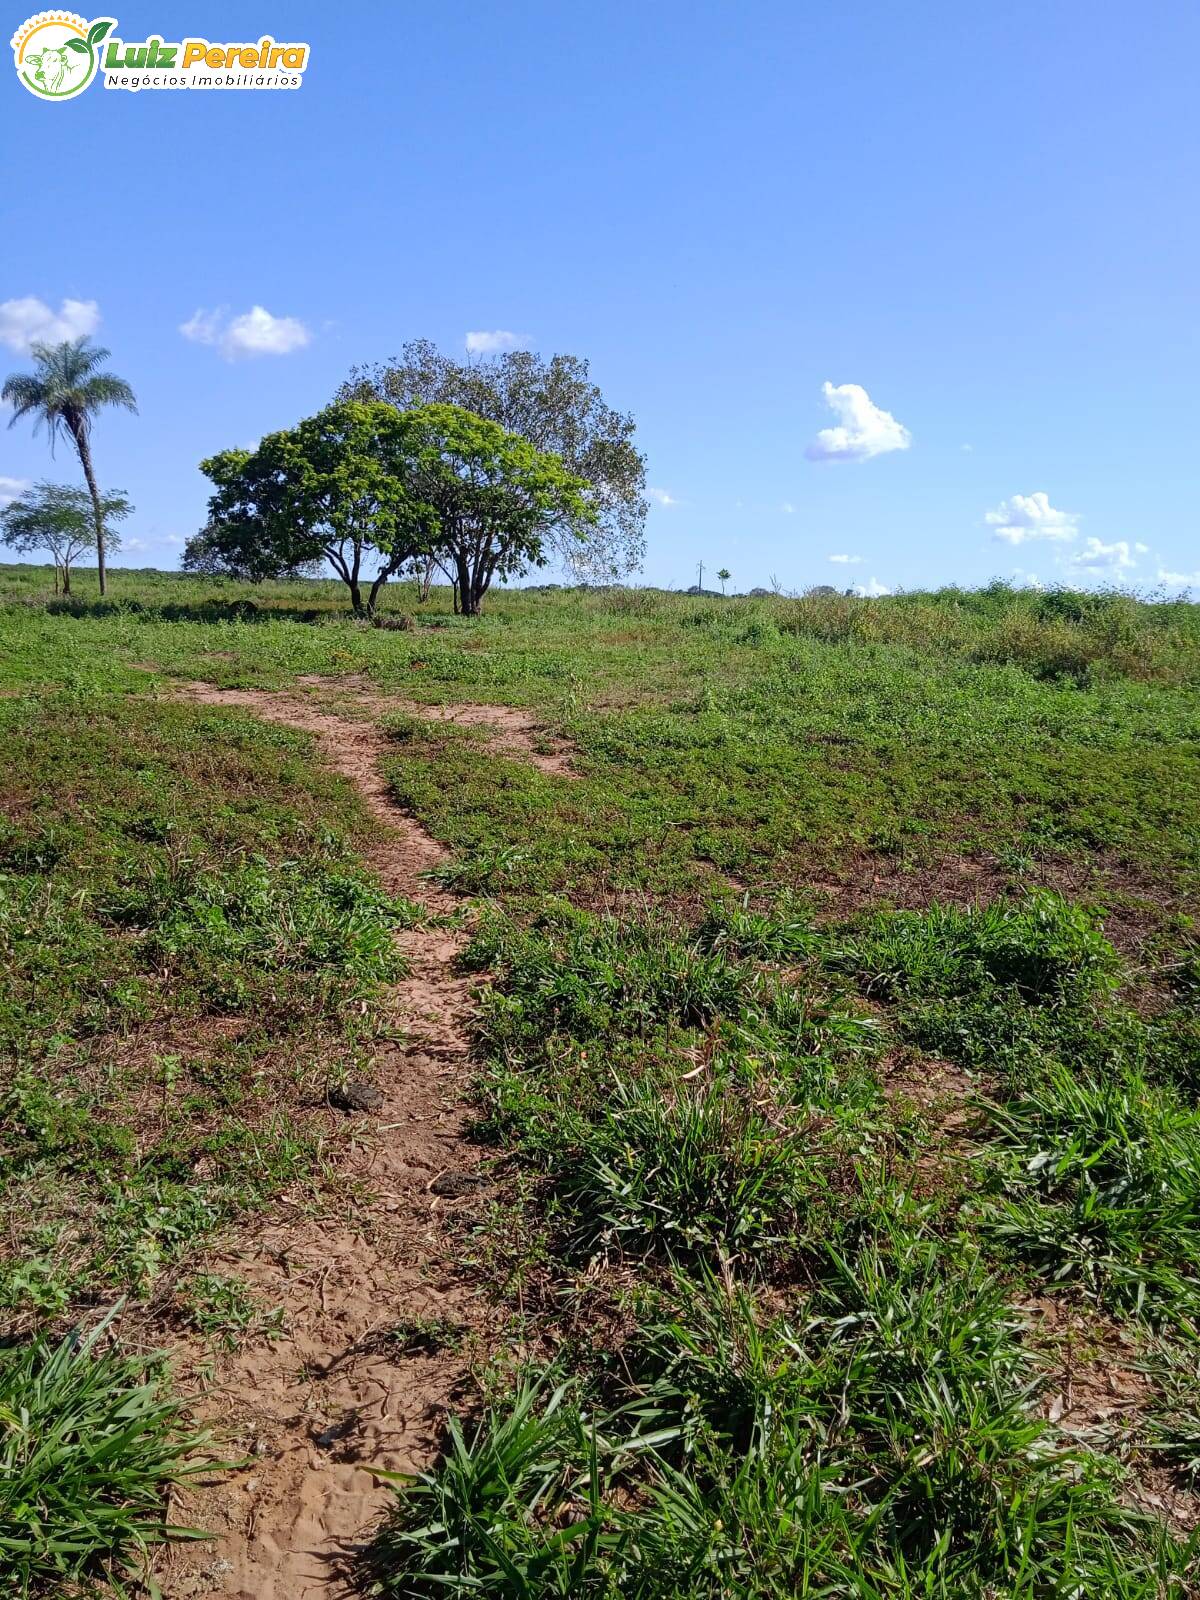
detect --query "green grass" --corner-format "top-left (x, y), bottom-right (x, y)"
top-left (0, 693), bottom-right (413, 1315)
top-left (0, 1311), bottom-right (214, 1597)
top-left (368, 1234), bottom-right (1196, 1596)
top-left (3, 567), bottom-right (1200, 1593)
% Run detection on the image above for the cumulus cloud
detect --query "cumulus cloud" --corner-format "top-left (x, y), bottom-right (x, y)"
top-left (854, 577), bottom-right (892, 597)
top-left (0, 296), bottom-right (100, 354)
top-left (648, 487), bottom-right (679, 507)
top-left (1158, 567), bottom-right (1200, 586)
top-left (180, 305), bottom-right (310, 360)
top-left (806, 382), bottom-right (911, 463)
top-left (780, 501), bottom-right (796, 514)
top-left (465, 329), bottom-right (521, 354)
top-left (986, 492), bottom-right (1079, 546)
top-left (0, 474), bottom-right (31, 506)
top-left (1067, 537), bottom-right (1138, 574)
top-left (828, 553), bottom-right (862, 565)
top-left (224, 307), bottom-right (310, 357)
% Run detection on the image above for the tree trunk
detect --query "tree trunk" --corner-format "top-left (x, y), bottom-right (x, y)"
top-left (347, 576), bottom-right (365, 613)
top-left (417, 555), bottom-right (434, 604)
top-left (74, 427), bottom-right (107, 597)
top-left (61, 560), bottom-right (70, 596)
top-left (453, 551), bottom-right (484, 617)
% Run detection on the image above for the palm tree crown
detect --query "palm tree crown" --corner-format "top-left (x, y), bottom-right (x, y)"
top-left (2, 336), bottom-right (136, 453)
top-left (2, 337), bottom-right (137, 596)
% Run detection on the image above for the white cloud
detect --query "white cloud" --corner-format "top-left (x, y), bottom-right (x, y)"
top-left (648, 487), bottom-right (678, 507)
top-left (223, 306), bottom-right (310, 358)
top-left (854, 577), bottom-right (892, 597)
top-left (0, 296), bottom-right (100, 354)
top-left (961, 443), bottom-right (974, 453)
top-left (180, 305), bottom-right (310, 360)
top-left (986, 492), bottom-right (1079, 546)
top-left (0, 474), bottom-right (31, 506)
top-left (1010, 567), bottom-right (1045, 590)
top-left (179, 307), bottom-right (224, 346)
top-left (780, 501), bottom-right (796, 514)
top-left (165, 533), bottom-right (184, 548)
top-left (124, 537), bottom-right (148, 553)
top-left (1158, 567), bottom-right (1200, 586)
top-left (806, 382), bottom-right (911, 463)
top-left (828, 553), bottom-right (862, 565)
top-left (465, 329), bottom-right (521, 354)
top-left (1067, 537), bottom-right (1138, 574)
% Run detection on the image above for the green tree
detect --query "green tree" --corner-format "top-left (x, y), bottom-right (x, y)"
top-left (186, 401), bottom-right (594, 617)
top-left (184, 400), bottom-right (440, 615)
top-left (2, 338), bottom-right (137, 597)
top-left (0, 480), bottom-right (131, 595)
top-left (341, 341), bottom-right (646, 584)
top-left (401, 403), bottom-right (596, 615)
top-left (717, 567), bottom-right (731, 594)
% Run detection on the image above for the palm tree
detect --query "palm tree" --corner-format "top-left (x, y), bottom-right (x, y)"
top-left (717, 566), bottom-right (731, 594)
top-left (3, 338), bottom-right (137, 596)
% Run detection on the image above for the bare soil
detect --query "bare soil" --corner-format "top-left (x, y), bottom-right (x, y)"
top-left (162, 687), bottom-right (492, 1599)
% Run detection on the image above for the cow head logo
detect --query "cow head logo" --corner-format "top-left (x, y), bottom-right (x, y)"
top-left (11, 12), bottom-right (114, 99)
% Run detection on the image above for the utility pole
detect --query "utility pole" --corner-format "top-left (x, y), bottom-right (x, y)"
top-left (697, 560), bottom-right (704, 592)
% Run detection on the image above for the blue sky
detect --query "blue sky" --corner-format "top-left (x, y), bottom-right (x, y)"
top-left (2, 0), bottom-right (1199, 594)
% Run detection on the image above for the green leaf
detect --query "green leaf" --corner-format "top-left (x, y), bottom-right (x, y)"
top-left (65, 37), bottom-right (89, 53)
top-left (87, 19), bottom-right (113, 45)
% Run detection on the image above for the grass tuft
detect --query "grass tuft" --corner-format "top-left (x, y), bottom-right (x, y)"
top-left (0, 1312), bottom-right (214, 1597)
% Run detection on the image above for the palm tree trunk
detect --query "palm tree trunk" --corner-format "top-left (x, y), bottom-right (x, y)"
top-left (73, 427), bottom-right (106, 596)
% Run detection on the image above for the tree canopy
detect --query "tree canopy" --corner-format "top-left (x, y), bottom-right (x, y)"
top-left (399, 402), bottom-right (596, 615)
top-left (341, 340), bottom-right (646, 584)
top-left (184, 399), bottom-right (594, 615)
top-left (0, 480), bottom-right (131, 595)
top-left (184, 400), bottom-right (440, 614)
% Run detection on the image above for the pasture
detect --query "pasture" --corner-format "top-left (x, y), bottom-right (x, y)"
top-left (3, 565), bottom-right (1200, 1597)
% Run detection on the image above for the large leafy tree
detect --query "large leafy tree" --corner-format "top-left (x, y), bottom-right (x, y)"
top-left (2, 338), bottom-right (137, 597)
top-left (400, 403), bottom-right (596, 615)
top-left (184, 401), bottom-right (593, 616)
top-left (341, 340), bottom-right (646, 584)
top-left (0, 481), bottom-right (131, 595)
top-left (183, 400), bottom-right (440, 615)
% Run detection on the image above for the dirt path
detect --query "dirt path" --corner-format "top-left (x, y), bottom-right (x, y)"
top-left (164, 687), bottom-right (488, 1600)
top-left (289, 673), bottom-right (578, 779)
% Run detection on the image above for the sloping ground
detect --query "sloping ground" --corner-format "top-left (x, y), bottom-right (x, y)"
top-left (163, 690), bottom-right (488, 1599)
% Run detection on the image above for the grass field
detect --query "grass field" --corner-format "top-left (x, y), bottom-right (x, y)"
top-left (3, 561), bottom-right (1200, 1596)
